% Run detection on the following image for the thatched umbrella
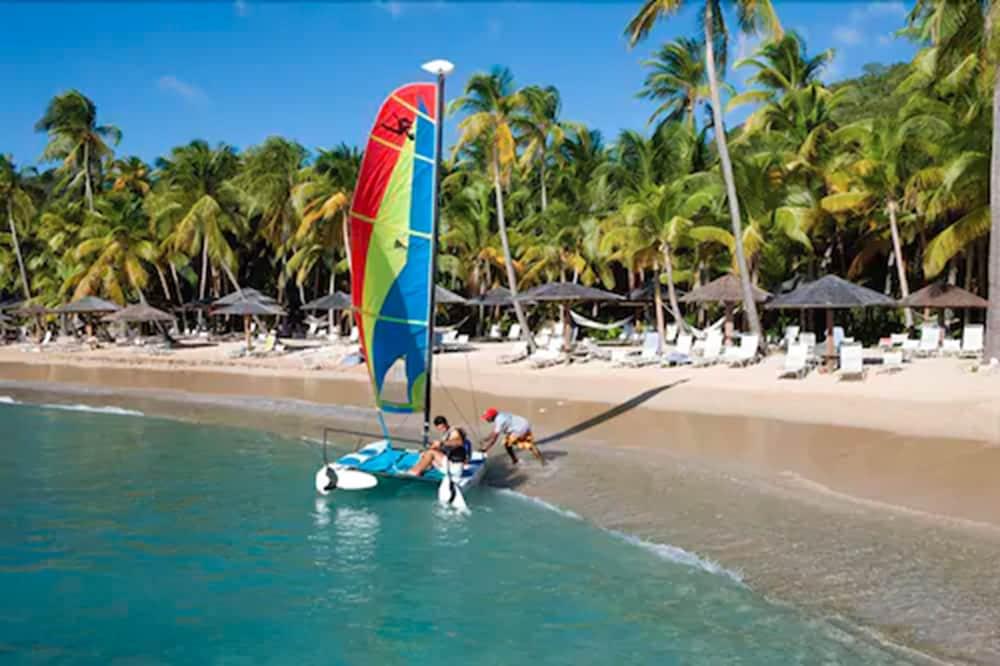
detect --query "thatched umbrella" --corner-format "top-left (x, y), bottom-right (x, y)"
top-left (767, 274), bottom-right (895, 363)
top-left (213, 287), bottom-right (277, 307)
top-left (302, 291), bottom-right (351, 311)
top-left (518, 282), bottom-right (624, 349)
top-left (898, 282), bottom-right (988, 310)
top-left (0, 299), bottom-right (23, 312)
top-left (11, 303), bottom-right (50, 340)
top-left (474, 286), bottom-right (514, 306)
top-left (53, 296), bottom-right (121, 338)
top-left (213, 300), bottom-right (285, 350)
top-left (681, 274), bottom-right (770, 341)
top-left (103, 303), bottom-right (176, 323)
top-left (435, 285), bottom-right (468, 306)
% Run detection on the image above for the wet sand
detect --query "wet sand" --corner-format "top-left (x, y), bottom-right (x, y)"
top-left (1, 350), bottom-right (999, 663)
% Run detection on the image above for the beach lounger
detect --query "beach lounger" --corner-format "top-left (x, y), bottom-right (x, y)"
top-left (880, 351), bottom-right (904, 374)
top-left (349, 327), bottom-right (359, 343)
top-left (497, 342), bottom-right (529, 365)
top-left (914, 325), bottom-right (940, 358)
top-left (838, 344), bottom-right (865, 381)
top-left (488, 324), bottom-right (502, 341)
top-left (782, 325), bottom-right (800, 350)
top-left (941, 338), bottom-right (961, 356)
top-left (663, 333), bottom-right (693, 366)
top-left (507, 324), bottom-right (522, 341)
top-left (619, 332), bottom-right (661, 368)
top-left (889, 333), bottom-right (908, 347)
top-left (665, 323), bottom-right (678, 344)
top-left (959, 325), bottom-right (984, 359)
top-left (695, 332), bottom-right (723, 367)
top-left (725, 334), bottom-right (759, 367)
top-left (529, 338), bottom-right (567, 369)
top-left (778, 343), bottom-right (810, 379)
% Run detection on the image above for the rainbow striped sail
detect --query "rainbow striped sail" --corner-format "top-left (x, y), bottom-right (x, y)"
top-left (350, 83), bottom-right (438, 414)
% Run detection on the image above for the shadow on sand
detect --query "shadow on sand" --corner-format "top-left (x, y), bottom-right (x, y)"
top-left (487, 379), bottom-right (689, 490)
top-left (536, 378), bottom-right (689, 446)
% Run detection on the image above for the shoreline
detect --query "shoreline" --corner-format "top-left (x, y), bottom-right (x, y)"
top-left (2, 352), bottom-right (1000, 663)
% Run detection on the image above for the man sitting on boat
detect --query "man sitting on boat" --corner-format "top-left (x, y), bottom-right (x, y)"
top-left (406, 415), bottom-right (472, 476)
top-left (480, 408), bottom-right (545, 465)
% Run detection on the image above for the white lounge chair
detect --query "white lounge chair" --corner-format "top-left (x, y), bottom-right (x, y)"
top-left (664, 323), bottom-right (678, 344)
top-left (497, 341), bottom-right (528, 365)
top-left (488, 324), bottom-right (502, 340)
top-left (838, 344), bottom-right (865, 381)
top-left (889, 333), bottom-right (908, 347)
top-left (529, 337), bottom-right (567, 369)
top-left (915, 325), bottom-right (940, 358)
top-left (880, 351), bottom-right (904, 374)
top-left (778, 343), bottom-right (810, 379)
top-left (783, 325), bottom-right (800, 350)
top-left (941, 338), bottom-right (961, 356)
top-left (507, 324), bottom-right (522, 341)
top-left (959, 325), bottom-right (984, 359)
top-left (619, 332), bottom-right (661, 368)
top-left (663, 333), bottom-right (694, 366)
top-left (695, 332), bottom-right (723, 367)
top-left (349, 327), bottom-right (359, 343)
top-left (725, 334), bottom-right (759, 367)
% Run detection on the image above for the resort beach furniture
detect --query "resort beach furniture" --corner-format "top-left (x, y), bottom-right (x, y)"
top-left (915, 325), bottom-right (940, 358)
top-left (507, 323), bottom-right (522, 341)
top-left (488, 324), bottom-right (502, 340)
top-left (838, 344), bottom-right (866, 381)
top-left (725, 334), bottom-right (759, 367)
top-left (960, 325), bottom-right (984, 359)
top-left (619, 332), bottom-right (661, 368)
top-left (498, 341), bottom-right (529, 365)
top-left (889, 333), bottom-right (908, 347)
top-left (663, 333), bottom-right (694, 366)
top-left (783, 325), bottom-right (800, 350)
top-left (778, 343), bottom-right (810, 379)
top-left (529, 336), bottom-right (568, 369)
top-left (695, 331), bottom-right (723, 367)
top-left (941, 338), bottom-right (961, 356)
top-left (880, 351), bottom-right (904, 373)
top-left (665, 323), bottom-right (678, 344)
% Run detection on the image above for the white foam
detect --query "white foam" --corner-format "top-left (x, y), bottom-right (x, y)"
top-left (496, 489), bottom-right (583, 521)
top-left (613, 531), bottom-right (744, 583)
top-left (40, 403), bottom-right (144, 417)
top-left (0, 396), bottom-right (18, 404)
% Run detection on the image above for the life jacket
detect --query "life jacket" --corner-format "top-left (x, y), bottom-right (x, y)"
top-left (445, 426), bottom-right (472, 462)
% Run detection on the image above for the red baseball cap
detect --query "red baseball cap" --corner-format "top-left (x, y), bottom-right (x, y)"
top-left (481, 407), bottom-right (498, 421)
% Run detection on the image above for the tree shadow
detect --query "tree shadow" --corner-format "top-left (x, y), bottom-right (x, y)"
top-left (536, 378), bottom-right (689, 446)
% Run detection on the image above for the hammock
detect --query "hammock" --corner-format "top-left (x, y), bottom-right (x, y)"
top-left (436, 314), bottom-right (471, 332)
top-left (569, 310), bottom-right (633, 331)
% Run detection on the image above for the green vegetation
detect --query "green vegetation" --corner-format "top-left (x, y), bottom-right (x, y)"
top-left (0, 0), bottom-right (996, 355)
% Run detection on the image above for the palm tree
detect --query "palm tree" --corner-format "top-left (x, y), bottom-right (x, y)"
top-left (148, 140), bottom-right (242, 311)
top-left (0, 155), bottom-right (36, 299)
top-left (66, 193), bottom-right (158, 304)
top-left (513, 85), bottom-right (570, 211)
top-left (638, 37), bottom-right (709, 129)
top-left (906, 0), bottom-right (999, 358)
top-left (451, 67), bottom-right (535, 349)
top-left (110, 156), bottom-right (152, 197)
top-left (626, 0), bottom-right (783, 338)
top-left (35, 90), bottom-right (121, 212)
top-left (734, 32), bottom-right (832, 102)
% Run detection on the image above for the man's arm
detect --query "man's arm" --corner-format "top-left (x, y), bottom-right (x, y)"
top-left (480, 431), bottom-right (498, 452)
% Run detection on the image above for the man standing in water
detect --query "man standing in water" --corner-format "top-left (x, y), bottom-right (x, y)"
top-left (480, 407), bottom-right (544, 465)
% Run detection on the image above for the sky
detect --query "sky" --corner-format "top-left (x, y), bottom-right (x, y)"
top-left (1, 1), bottom-right (919, 168)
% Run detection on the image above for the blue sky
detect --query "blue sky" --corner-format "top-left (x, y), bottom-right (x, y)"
top-left (1, 1), bottom-right (918, 168)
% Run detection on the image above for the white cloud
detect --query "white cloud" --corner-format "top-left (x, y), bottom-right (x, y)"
top-left (833, 26), bottom-right (862, 45)
top-left (158, 75), bottom-right (208, 104)
top-left (865, 1), bottom-right (906, 18)
top-left (234, 0), bottom-right (247, 17)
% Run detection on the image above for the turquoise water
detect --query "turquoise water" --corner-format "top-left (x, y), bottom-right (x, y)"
top-left (0, 401), bottom-right (912, 665)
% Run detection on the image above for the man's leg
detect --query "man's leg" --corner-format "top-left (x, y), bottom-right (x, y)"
top-left (503, 436), bottom-right (520, 464)
top-left (517, 433), bottom-right (545, 465)
top-left (407, 449), bottom-right (439, 476)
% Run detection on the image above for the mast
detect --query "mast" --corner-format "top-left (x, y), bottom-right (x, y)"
top-left (421, 59), bottom-right (453, 447)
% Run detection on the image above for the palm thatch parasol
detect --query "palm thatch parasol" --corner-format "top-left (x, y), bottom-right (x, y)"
top-left (302, 291), bottom-right (351, 311)
top-left (213, 287), bottom-right (277, 307)
top-left (103, 303), bottom-right (176, 323)
top-left (10, 303), bottom-right (50, 339)
top-left (0, 299), bottom-right (23, 312)
top-left (435, 285), bottom-right (468, 305)
top-left (474, 286), bottom-right (515, 306)
top-left (681, 274), bottom-right (770, 341)
top-left (213, 300), bottom-right (285, 350)
top-left (767, 275), bottom-right (895, 362)
top-left (518, 282), bottom-right (623, 349)
top-left (53, 296), bottom-right (121, 314)
top-left (898, 282), bottom-right (988, 309)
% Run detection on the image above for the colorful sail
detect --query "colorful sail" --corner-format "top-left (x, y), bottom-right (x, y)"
top-left (350, 83), bottom-right (438, 414)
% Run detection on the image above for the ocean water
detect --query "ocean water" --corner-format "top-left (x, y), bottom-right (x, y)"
top-left (0, 401), bottom-right (914, 665)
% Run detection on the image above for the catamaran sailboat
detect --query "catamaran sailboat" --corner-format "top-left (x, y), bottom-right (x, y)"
top-left (314, 60), bottom-right (487, 507)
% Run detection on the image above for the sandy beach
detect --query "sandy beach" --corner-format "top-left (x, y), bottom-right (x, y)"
top-left (2, 340), bottom-right (1000, 663)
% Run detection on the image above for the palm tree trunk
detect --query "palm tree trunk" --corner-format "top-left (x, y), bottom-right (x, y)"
top-left (328, 269), bottom-right (336, 333)
top-left (198, 237), bottom-right (209, 327)
top-left (7, 205), bottom-right (31, 299)
top-left (663, 243), bottom-right (682, 328)
top-left (986, 63), bottom-right (1000, 362)
top-left (493, 153), bottom-right (534, 351)
top-left (539, 160), bottom-right (548, 211)
top-left (170, 263), bottom-right (188, 332)
top-left (653, 263), bottom-right (666, 354)
top-left (83, 141), bottom-right (94, 212)
top-left (887, 199), bottom-right (912, 328)
top-left (342, 210), bottom-right (352, 274)
top-left (155, 265), bottom-right (172, 303)
top-left (703, 3), bottom-right (761, 337)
